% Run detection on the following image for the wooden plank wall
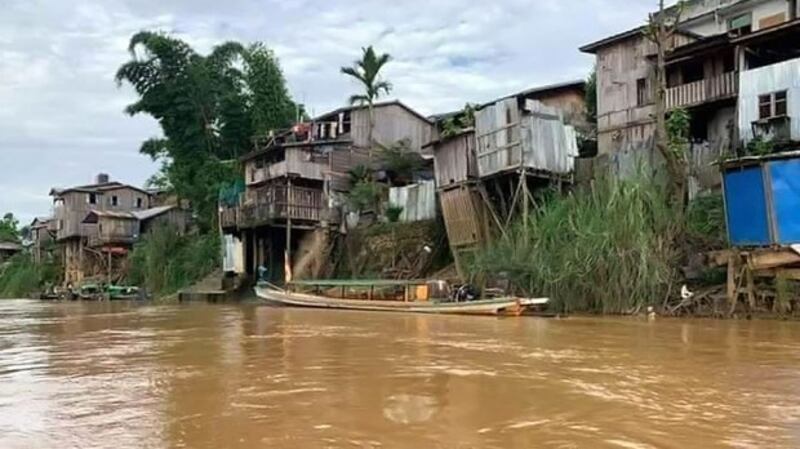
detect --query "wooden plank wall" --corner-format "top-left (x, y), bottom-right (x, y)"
top-left (329, 147), bottom-right (373, 192)
top-left (595, 35), bottom-right (656, 156)
top-left (351, 104), bottom-right (435, 152)
top-left (434, 131), bottom-right (476, 189)
top-left (54, 188), bottom-right (151, 240)
top-left (439, 185), bottom-right (488, 248)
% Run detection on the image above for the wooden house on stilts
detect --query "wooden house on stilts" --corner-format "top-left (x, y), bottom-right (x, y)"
top-left (429, 81), bottom-right (588, 278)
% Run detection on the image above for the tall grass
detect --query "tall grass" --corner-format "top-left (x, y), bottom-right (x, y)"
top-left (0, 253), bottom-right (60, 298)
top-left (469, 175), bottom-right (679, 314)
top-left (686, 192), bottom-right (726, 249)
top-left (127, 226), bottom-right (219, 296)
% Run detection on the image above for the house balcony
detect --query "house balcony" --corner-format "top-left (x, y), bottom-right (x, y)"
top-left (87, 233), bottom-right (138, 248)
top-left (237, 184), bottom-right (327, 229)
top-left (667, 72), bottom-right (738, 110)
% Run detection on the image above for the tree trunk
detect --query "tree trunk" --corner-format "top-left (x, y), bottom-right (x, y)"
top-left (367, 100), bottom-right (375, 157)
top-left (652, 0), bottom-right (687, 212)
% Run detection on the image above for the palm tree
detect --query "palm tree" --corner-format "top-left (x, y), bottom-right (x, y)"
top-left (340, 46), bottom-right (392, 151)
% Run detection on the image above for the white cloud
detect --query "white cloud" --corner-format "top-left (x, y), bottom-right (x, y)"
top-left (0, 0), bottom-right (654, 223)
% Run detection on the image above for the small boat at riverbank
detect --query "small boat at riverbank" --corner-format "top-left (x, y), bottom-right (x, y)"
top-left (255, 280), bottom-right (548, 316)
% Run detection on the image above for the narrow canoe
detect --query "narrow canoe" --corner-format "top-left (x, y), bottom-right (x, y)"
top-left (254, 284), bottom-right (548, 316)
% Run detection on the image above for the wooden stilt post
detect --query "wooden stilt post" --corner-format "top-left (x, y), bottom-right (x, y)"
top-left (745, 264), bottom-right (756, 310)
top-left (107, 248), bottom-right (112, 299)
top-left (521, 169), bottom-right (529, 238)
top-left (285, 178), bottom-right (293, 284)
top-left (727, 252), bottom-right (737, 315)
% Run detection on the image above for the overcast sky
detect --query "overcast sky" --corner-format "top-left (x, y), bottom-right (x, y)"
top-left (0, 0), bottom-right (655, 223)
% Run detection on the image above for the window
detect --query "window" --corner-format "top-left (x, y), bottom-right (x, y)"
top-left (682, 60), bottom-right (704, 84)
top-left (88, 193), bottom-right (97, 205)
top-left (636, 78), bottom-right (648, 107)
top-left (728, 13), bottom-right (752, 35)
top-left (759, 91), bottom-right (788, 120)
top-left (136, 197), bottom-right (143, 208)
top-left (111, 196), bottom-right (119, 207)
top-left (775, 91), bottom-right (788, 116)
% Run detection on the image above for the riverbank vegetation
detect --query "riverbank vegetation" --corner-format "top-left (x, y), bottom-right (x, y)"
top-left (127, 226), bottom-right (219, 297)
top-left (0, 254), bottom-right (60, 299)
top-left (469, 175), bottom-right (680, 314)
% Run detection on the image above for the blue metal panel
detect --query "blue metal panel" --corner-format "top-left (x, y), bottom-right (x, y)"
top-left (723, 167), bottom-right (771, 246)
top-left (768, 159), bottom-right (800, 244)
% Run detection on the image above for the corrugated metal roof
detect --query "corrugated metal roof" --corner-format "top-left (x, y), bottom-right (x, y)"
top-left (476, 80), bottom-right (585, 112)
top-left (50, 182), bottom-right (150, 197)
top-left (0, 241), bottom-right (23, 251)
top-left (84, 210), bottom-right (137, 221)
top-left (313, 100), bottom-right (433, 125)
top-left (131, 205), bottom-right (177, 221)
top-left (720, 150), bottom-right (800, 169)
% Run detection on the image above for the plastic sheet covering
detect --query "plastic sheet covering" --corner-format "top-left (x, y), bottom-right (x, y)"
top-left (219, 179), bottom-right (245, 207)
top-left (222, 234), bottom-right (244, 273)
top-left (723, 166), bottom-right (771, 246)
top-left (768, 159), bottom-right (800, 243)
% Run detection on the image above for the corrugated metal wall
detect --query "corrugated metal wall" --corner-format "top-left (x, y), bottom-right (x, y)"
top-left (475, 99), bottom-right (578, 177)
top-left (388, 180), bottom-right (436, 222)
top-left (738, 57), bottom-right (800, 143)
top-left (520, 100), bottom-right (579, 174)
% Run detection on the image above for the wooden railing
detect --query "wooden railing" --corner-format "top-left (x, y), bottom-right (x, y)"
top-left (667, 72), bottom-right (738, 110)
top-left (220, 207), bottom-right (238, 229)
top-left (238, 184), bottom-right (324, 228)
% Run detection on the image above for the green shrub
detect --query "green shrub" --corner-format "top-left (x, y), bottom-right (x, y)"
top-left (686, 193), bottom-right (726, 248)
top-left (469, 175), bottom-right (679, 314)
top-left (128, 226), bottom-right (219, 296)
top-left (347, 181), bottom-right (384, 212)
top-left (385, 205), bottom-right (404, 223)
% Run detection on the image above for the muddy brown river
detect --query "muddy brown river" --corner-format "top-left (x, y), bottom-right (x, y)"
top-left (1, 299), bottom-right (800, 448)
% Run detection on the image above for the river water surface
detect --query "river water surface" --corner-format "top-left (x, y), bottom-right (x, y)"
top-left (1, 299), bottom-right (800, 448)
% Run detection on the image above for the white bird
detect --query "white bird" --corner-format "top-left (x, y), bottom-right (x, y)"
top-left (681, 284), bottom-right (694, 300)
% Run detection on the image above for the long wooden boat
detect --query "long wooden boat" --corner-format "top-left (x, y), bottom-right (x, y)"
top-left (255, 280), bottom-right (548, 316)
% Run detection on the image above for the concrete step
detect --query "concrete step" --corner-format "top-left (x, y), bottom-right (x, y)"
top-left (178, 269), bottom-right (240, 302)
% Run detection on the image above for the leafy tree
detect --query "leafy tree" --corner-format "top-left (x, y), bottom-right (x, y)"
top-left (116, 31), bottom-right (299, 228)
top-left (348, 165), bottom-right (373, 186)
top-left (0, 213), bottom-right (20, 243)
top-left (245, 43), bottom-right (299, 136)
top-left (379, 139), bottom-right (424, 185)
top-left (347, 181), bottom-right (384, 213)
top-left (341, 46), bottom-right (392, 150)
top-left (585, 67), bottom-right (597, 124)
